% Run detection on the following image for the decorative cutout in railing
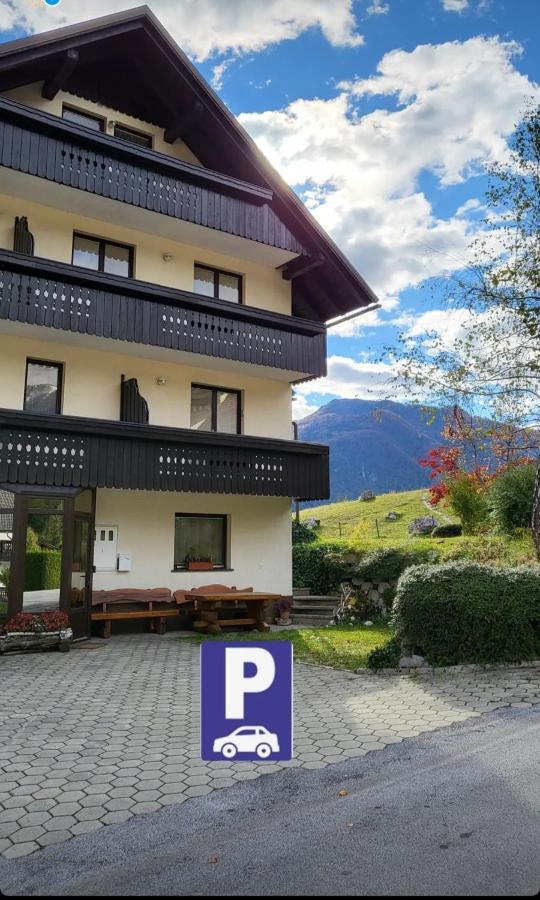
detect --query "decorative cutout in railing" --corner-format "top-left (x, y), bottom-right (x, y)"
top-left (0, 413), bottom-right (330, 501)
top-left (0, 252), bottom-right (326, 377)
top-left (0, 97), bottom-right (306, 255)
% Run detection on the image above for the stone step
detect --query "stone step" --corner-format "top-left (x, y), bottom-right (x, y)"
top-left (291, 613), bottom-right (334, 627)
top-left (292, 587), bottom-right (311, 597)
top-left (293, 602), bottom-right (336, 613)
top-left (293, 595), bottom-right (339, 603)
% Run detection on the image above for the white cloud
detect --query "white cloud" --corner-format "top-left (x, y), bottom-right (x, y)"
top-left (0, 0), bottom-right (363, 61)
top-left (367, 1), bottom-right (390, 15)
top-left (211, 58), bottom-right (236, 90)
top-left (240, 37), bottom-right (537, 307)
top-left (442, 0), bottom-right (469, 11)
top-left (295, 355), bottom-right (413, 408)
top-left (292, 394), bottom-right (320, 420)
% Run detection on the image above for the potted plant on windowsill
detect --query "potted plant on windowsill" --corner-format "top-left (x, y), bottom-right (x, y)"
top-left (185, 548), bottom-right (214, 572)
top-left (0, 611), bottom-right (72, 654)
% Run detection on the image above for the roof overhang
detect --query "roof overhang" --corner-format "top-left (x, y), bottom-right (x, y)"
top-left (0, 6), bottom-right (379, 322)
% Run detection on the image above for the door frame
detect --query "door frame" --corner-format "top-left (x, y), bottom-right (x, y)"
top-left (2, 485), bottom-right (96, 638)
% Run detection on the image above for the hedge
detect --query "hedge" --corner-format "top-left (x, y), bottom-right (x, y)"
top-left (392, 560), bottom-right (540, 666)
top-left (354, 547), bottom-right (440, 583)
top-left (292, 541), bottom-right (350, 594)
top-left (24, 551), bottom-right (62, 592)
top-left (291, 521), bottom-right (318, 544)
top-left (489, 463), bottom-right (536, 533)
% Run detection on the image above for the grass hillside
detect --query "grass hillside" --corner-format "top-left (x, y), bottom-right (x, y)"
top-left (300, 489), bottom-right (449, 546)
top-left (300, 488), bottom-right (534, 562)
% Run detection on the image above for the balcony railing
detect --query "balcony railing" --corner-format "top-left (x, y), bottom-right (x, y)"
top-left (0, 251), bottom-right (327, 378)
top-left (0, 410), bottom-right (330, 501)
top-left (0, 96), bottom-right (307, 256)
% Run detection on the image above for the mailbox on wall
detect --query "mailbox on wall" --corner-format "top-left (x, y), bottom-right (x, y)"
top-left (117, 553), bottom-right (132, 572)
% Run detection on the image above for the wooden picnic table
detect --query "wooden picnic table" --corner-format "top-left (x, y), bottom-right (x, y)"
top-left (183, 591), bottom-right (283, 634)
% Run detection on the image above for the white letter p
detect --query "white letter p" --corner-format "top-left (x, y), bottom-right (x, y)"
top-left (225, 648), bottom-right (275, 719)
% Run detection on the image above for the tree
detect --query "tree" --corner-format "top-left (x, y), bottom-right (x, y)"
top-left (393, 103), bottom-right (540, 553)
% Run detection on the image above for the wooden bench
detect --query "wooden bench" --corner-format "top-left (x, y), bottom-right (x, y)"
top-left (91, 607), bottom-right (179, 639)
top-left (91, 588), bottom-right (178, 638)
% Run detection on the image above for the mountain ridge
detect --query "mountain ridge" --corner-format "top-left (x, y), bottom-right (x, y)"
top-left (296, 398), bottom-right (487, 505)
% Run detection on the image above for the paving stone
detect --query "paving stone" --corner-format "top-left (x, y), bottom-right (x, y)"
top-left (17, 812), bottom-right (51, 828)
top-left (75, 807), bottom-right (108, 822)
top-left (70, 820), bottom-right (104, 836)
top-left (1, 634), bottom-right (538, 859)
top-left (78, 794), bottom-right (111, 808)
top-left (50, 802), bottom-right (82, 817)
top-left (101, 811), bottom-right (134, 826)
top-left (131, 802), bottom-right (161, 815)
top-left (104, 798), bottom-right (134, 812)
top-left (10, 826), bottom-right (45, 844)
top-left (0, 822), bottom-right (19, 839)
top-left (3, 841), bottom-right (39, 858)
top-left (37, 830), bottom-right (72, 848)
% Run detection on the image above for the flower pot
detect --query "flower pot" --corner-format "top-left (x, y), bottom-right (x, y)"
top-left (0, 628), bottom-right (73, 655)
top-left (187, 561), bottom-right (214, 571)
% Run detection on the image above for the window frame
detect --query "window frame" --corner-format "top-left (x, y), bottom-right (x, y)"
top-left (173, 512), bottom-right (228, 571)
top-left (72, 232), bottom-right (134, 279)
top-left (62, 103), bottom-right (105, 133)
top-left (194, 262), bottom-right (243, 305)
top-left (190, 383), bottom-right (242, 435)
top-left (24, 358), bottom-right (64, 416)
top-left (113, 122), bottom-right (153, 149)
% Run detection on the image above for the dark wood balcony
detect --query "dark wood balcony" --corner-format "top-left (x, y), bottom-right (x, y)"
top-left (0, 410), bottom-right (330, 501)
top-left (0, 250), bottom-right (327, 378)
top-left (0, 97), bottom-right (307, 256)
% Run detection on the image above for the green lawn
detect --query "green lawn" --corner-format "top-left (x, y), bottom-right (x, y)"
top-left (301, 489), bottom-right (460, 548)
top-left (179, 624), bottom-right (393, 671)
top-left (300, 488), bottom-right (536, 563)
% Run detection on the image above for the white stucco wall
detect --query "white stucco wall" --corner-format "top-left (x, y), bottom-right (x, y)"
top-left (0, 192), bottom-right (292, 316)
top-left (93, 489), bottom-right (293, 596)
top-left (0, 333), bottom-right (294, 439)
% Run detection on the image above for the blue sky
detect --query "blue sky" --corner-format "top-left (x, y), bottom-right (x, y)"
top-left (1, 0), bottom-right (539, 418)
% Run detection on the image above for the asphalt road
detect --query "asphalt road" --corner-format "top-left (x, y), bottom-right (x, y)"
top-left (1, 704), bottom-right (539, 896)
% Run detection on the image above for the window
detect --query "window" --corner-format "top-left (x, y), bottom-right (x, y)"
top-left (194, 264), bottom-right (242, 304)
top-left (24, 359), bottom-right (63, 415)
top-left (113, 123), bottom-right (153, 149)
top-left (190, 385), bottom-right (241, 434)
top-left (174, 514), bottom-right (227, 570)
top-left (72, 233), bottom-right (133, 278)
top-left (62, 105), bottom-right (104, 132)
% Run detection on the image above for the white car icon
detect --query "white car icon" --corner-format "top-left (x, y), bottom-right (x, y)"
top-left (213, 726), bottom-right (280, 759)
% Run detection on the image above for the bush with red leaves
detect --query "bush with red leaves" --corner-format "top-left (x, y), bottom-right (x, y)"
top-left (1, 611), bottom-right (71, 635)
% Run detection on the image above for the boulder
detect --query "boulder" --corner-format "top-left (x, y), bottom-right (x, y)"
top-left (408, 516), bottom-right (438, 535)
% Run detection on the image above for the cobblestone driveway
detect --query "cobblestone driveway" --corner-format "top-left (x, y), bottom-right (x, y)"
top-left (1, 634), bottom-right (539, 859)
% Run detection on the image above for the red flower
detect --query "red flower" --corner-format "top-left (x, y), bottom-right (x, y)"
top-left (2, 611), bottom-right (70, 635)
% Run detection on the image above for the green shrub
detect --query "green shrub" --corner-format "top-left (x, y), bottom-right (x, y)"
top-left (392, 560), bottom-right (540, 666)
top-left (26, 527), bottom-right (39, 551)
top-left (444, 534), bottom-right (515, 565)
top-left (446, 472), bottom-right (490, 534)
top-left (431, 523), bottom-right (463, 538)
top-left (23, 551), bottom-right (62, 592)
top-left (489, 463), bottom-right (536, 533)
top-left (354, 547), bottom-right (440, 583)
top-left (292, 542), bottom-right (350, 594)
top-left (367, 636), bottom-right (401, 670)
top-left (292, 521), bottom-right (318, 544)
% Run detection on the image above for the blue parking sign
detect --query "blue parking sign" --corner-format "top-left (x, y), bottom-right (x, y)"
top-left (200, 641), bottom-right (293, 761)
